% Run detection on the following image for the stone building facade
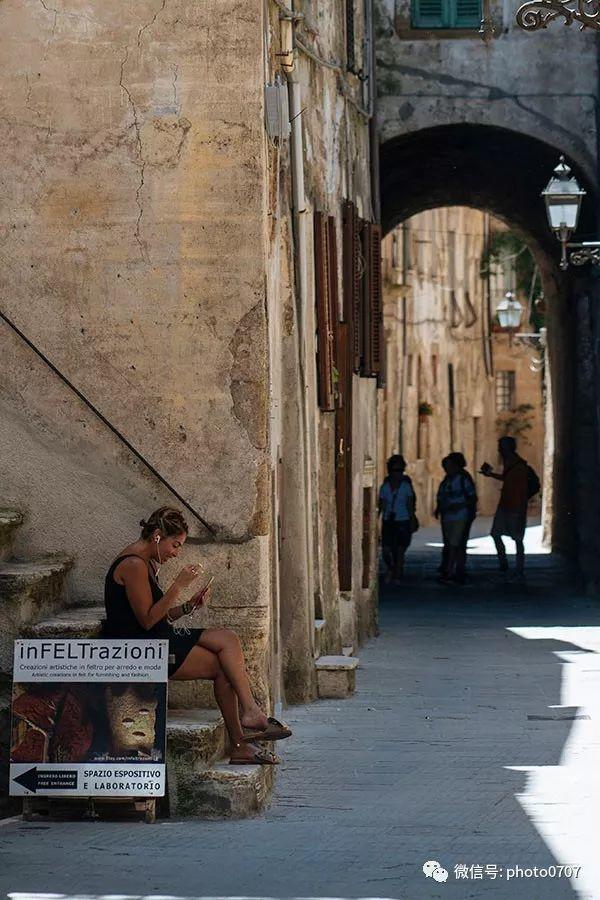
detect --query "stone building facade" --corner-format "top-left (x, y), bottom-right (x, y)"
top-left (0, 0), bottom-right (381, 811)
top-left (380, 207), bottom-right (544, 526)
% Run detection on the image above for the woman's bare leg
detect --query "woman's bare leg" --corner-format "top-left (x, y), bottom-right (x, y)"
top-left (199, 628), bottom-right (268, 731)
top-left (170, 644), bottom-right (257, 760)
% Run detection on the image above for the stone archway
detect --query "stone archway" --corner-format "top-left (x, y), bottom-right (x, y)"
top-left (380, 123), bottom-right (600, 566)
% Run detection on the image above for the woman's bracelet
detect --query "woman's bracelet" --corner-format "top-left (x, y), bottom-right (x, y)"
top-left (167, 601), bottom-right (191, 626)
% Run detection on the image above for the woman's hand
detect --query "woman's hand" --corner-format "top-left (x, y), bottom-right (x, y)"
top-left (174, 564), bottom-right (203, 590)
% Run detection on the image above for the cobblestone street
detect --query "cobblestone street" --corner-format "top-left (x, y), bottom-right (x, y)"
top-left (2, 534), bottom-right (599, 900)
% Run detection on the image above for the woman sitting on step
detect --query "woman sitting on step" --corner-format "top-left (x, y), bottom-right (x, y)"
top-left (103, 506), bottom-right (291, 765)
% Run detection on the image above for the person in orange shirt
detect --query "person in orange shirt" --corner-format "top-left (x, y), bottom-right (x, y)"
top-left (480, 436), bottom-right (529, 581)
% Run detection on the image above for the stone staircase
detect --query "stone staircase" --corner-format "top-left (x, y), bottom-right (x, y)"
top-left (0, 508), bottom-right (273, 819)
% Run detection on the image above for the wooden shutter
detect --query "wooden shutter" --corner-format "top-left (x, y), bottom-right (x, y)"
top-left (343, 200), bottom-right (361, 372)
top-left (412, 0), bottom-right (444, 28)
top-left (360, 220), bottom-right (372, 376)
top-left (412, 0), bottom-right (481, 28)
top-left (369, 224), bottom-right (383, 381)
top-left (327, 216), bottom-right (340, 400)
top-left (314, 211), bottom-right (335, 411)
top-left (454, 0), bottom-right (482, 26)
top-left (346, 0), bottom-right (356, 70)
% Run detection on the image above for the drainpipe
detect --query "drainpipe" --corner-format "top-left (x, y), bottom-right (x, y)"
top-left (280, 6), bottom-right (317, 687)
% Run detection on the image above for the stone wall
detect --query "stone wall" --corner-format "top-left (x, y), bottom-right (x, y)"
top-left (265, 1), bottom-right (379, 701)
top-left (0, 1), bottom-right (380, 714)
top-left (0, 0), bottom-right (273, 706)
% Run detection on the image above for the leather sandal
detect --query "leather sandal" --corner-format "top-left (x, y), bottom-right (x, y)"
top-left (229, 743), bottom-right (280, 765)
top-left (241, 716), bottom-right (292, 743)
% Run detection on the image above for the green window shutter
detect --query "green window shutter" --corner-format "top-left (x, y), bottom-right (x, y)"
top-left (453, 0), bottom-right (482, 26)
top-left (412, 0), bottom-right (444, 28)
top-left (412, 0), bottom-right (481, 27)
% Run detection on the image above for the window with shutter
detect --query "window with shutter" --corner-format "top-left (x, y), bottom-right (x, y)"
top-left (346, 0), bottom-right (356, 71)
top-left (412, 0), bottom-right (481, 28)
top-left (327, 216), bottom-right (341, 402)
top-left (360, 220), bottom-right (372, 376)
top-left (412, 0), bottom-right (444, 28)
top-left (455, 0), bottom-right (482, 26)
top-left (369, 224), bottom-right (384, 381)
top-left (342, 203), bottom-right (362, 374)
top-left (314, 211), bottom-right (335, 411)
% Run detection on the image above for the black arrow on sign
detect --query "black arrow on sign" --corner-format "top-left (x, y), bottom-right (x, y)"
top-left (13, 767), bottom-right (78, 793)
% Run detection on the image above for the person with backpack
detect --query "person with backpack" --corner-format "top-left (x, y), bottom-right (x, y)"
top-left (480, 436), bottom-right (540, 582)
top-left (378, 454), bottom-right (417, 584)
top-left (435, 452), bottom-right (477, 584)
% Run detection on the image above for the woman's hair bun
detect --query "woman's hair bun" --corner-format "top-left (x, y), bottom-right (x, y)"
top-left (139, 507), bottom-right (189, 540)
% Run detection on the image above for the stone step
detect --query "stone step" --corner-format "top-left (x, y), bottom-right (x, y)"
top-left (167, 708), bottom-right (226, 767)
top-left (165, 710), bottom-right (275, 817)
top-left (168, 678), bottom-right (217, 711)
top-left (22, 604), bottom-right (104, 640)
top-left (314, 618), bottom-right (326, 660)
top-left (168, 757), bottom-right (274, 818)
top-left (315, 654), bottom-right (359, 699)
top-left (0, 509), bottom-right (24, 562)
top-left (0, 554), bottom-right (74, 674)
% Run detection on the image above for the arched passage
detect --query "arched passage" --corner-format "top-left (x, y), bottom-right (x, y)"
top-left (380, 123), bottom-right (600, 565)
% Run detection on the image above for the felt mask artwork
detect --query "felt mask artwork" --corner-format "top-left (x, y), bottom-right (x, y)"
top-left (104, 685), bottom-right (158, 757)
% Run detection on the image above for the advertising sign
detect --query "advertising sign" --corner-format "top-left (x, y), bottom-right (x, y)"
top-left (10, 638), bottom-right (168, 798)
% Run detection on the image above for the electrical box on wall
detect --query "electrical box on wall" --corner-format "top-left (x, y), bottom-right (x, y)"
top-left (265, 77), bottom-right (290, 142)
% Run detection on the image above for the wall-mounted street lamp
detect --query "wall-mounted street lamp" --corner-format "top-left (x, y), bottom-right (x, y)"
top-left (513, 326), bottom-right (547, 372)
top-left (542, 157), bottom-right (599, 270)
top-left (496, 291), bottom-right (523, 329)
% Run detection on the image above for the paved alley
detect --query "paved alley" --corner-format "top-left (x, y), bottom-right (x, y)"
top-left (2, 537), bottom-right (599, 900)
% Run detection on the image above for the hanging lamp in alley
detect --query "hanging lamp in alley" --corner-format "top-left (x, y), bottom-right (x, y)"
top-left (496, 291), bottom-right (523, 330)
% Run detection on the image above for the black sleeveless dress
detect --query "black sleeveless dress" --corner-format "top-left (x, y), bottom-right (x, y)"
top-left (103, 554), bottom-right (203, 677)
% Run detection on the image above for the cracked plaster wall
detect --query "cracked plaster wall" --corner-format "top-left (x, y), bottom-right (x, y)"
top-left (0, 0), bottom-right (271, 648)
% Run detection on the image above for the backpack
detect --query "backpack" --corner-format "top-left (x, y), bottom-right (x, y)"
top-left (526, 465), bottom-right (541, 500)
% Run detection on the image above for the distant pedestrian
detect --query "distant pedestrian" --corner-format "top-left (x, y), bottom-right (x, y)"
top-left (434, 455), bottom-right (452, 577)
top-left (480, 436), bottom-right (537, 581)
top-left (379, 454), bottom-right (417, 584)
top-left (435, 452), bottom-right (477, 584)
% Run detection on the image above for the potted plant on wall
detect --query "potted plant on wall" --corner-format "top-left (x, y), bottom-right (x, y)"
top-left (496, 403), bottom-right (534, 445)
top-left (418, 401), bottom-right (434, 423)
